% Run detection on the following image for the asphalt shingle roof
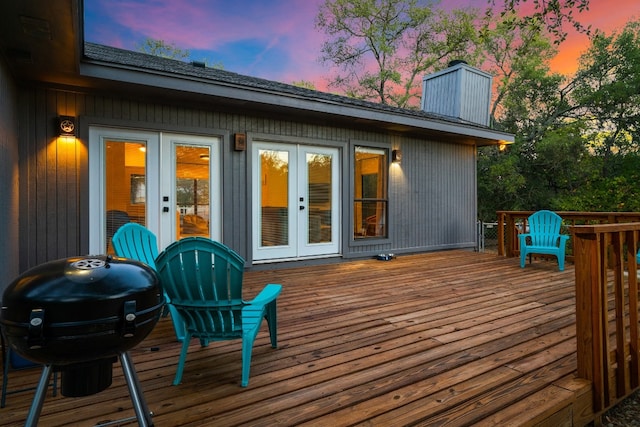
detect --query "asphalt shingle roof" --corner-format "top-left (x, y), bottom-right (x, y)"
top-left (83, 42), bottom-right (488, 129)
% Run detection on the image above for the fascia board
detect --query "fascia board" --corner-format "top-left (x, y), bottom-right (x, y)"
top-left (80, 61), bottom-right (514, 144)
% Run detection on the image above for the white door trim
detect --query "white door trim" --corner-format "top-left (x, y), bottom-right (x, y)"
top-left (252, 142), bottom-right (340, 261)
top-left (88, 127), bottom-right (221, 254)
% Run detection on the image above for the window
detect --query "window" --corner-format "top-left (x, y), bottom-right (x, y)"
top-left (353, 146), bottom-right (388, 239)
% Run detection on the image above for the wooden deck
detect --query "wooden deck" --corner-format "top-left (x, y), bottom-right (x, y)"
top-left (0, 250), bottom-right (596, 426)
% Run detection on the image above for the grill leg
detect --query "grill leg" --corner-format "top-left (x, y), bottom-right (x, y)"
top-left (119, 351), bottom-right (154, 427)
top-left (25, 365), bottom-right (52, 427)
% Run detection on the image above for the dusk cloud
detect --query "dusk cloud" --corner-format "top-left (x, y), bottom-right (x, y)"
top-left (84, 0), bottom-right (640, 91)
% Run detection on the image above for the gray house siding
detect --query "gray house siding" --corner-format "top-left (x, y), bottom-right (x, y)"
top-left (349, 137), bottom-right (477, 257)
top-left (394, 139), bottom-right (476, 252)
top-left (0, 58), bottom-right (19, 286)
top-left (18, 88), bottom-right (85, 272)
top-left (16, 85), bottom-right (479, 273)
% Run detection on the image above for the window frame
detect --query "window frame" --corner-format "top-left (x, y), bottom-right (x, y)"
top-left (351, 143), bottom-right (390, 243)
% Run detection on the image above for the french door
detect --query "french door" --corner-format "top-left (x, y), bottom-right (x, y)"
top-left (252, 142), bottom-right (340, 261)
top-left (89, 128), bottom-right (221, 254)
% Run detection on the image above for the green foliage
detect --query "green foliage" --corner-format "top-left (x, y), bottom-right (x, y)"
top-left (477, 145), bottom-right (526, 221)
top-left (137, 38), bottom-right (224, 69)
top-left (573, 20), bottom-right (640, 159)
top-left (316, 0), bottom-right (478, 107)
top-left (520, 124), bottom-right (592, 210)
top-left (480, 15), bottom-right (640, 219)
top-left (137, 38), bottom-right (190, 60)
top-left (478, 12), bottom-right (564, 133)
top-left (316, 1), bottom-right (639, 218)
top-left (291, 80), bottom-right (317, 90)
top-left (488, 0), bottom-right (591, 43)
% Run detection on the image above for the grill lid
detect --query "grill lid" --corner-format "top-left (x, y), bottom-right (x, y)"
top-left (0, 255), bottom-right (164, 366)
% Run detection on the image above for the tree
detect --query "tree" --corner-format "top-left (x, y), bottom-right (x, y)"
top-left (316, 0), bottom-right (478, 108)
top-left (477, 12), bottom-right (562, 132)
top-left (479, 18), bottom-right (640, 218)
top-left (137, 38), bottom-right (190, 60)
top-left (477, 146), bottom-right (526, 221)
top-left (573, 20), bottom-right (640, 162)
top-left (137, 38), bottom-right (224, 69)
top-left (488, 0), bottom-right (591, 43)
top-left (291, 80), bottom-right (317, 90)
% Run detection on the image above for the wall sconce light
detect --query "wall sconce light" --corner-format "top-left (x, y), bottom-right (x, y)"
top-left (498, 140), bottom-right (512, 152)
top-left (234, 133), bottom-right (246, 151)
top-left (57, 116), bottom-right (76, 137)
top-left (392, 149), bottom-right (402, 163)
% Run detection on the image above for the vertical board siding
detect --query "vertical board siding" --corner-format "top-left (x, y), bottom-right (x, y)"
top-left (0, 59), bottom-right (20, 291)
top-left (384, 139), bottom-right (476, 254)
top-left (460, 70), bottom-right (491, 127)
top-left (17, 87), bottom-right (479, 271)
top-left (422, 71), bottom-right (459, 117)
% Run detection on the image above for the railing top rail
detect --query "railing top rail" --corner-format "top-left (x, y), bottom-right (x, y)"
top-left (572, 222), bottom-right (640, 235)
top-left (497, 210), bottom-right (640, 218)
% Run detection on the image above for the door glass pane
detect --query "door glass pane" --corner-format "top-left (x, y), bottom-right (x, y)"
top-left (307, 152), bottom-right (332, 244)
top-left (260, 149), bottom-right (289, 247)
top-left (176, 145), bottom-right (210, 238)
top-left (104, 140), bottom-right (146, 253)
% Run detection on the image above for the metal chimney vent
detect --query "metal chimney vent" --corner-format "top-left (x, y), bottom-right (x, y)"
top-left (421, 62), bottom-right (492, 127)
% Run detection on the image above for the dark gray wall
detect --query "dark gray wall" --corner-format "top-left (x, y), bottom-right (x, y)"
top-left (18, 89), bottom-right (84, 272)
top-left (0, 58), bottom-right (19, 295)
top-left (16, 86), bottom-right (478, 271)
top-left (388, 138), bottom-right (477, 254)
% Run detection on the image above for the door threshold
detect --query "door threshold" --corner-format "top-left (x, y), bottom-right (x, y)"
top-left (253, 254), bottom-right (341, 265)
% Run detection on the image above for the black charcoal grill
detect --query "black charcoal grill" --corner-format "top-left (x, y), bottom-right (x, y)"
top-left (0, 255), bottom-right (164, 427)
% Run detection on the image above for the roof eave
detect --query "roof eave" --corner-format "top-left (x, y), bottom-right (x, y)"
top-left (79, 59), bottom-right (514, 146)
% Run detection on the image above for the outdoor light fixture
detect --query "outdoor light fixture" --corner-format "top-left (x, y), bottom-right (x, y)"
top-left (57, 116), bottom-right (76, 137)
top-left (234, 133), bottom-right (246, 151)
top-left (392, 149), bottom-right (402, 163)
top-left (498, 140), bottom-right (512, 152)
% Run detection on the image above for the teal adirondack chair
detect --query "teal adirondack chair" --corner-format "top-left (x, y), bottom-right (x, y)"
top-left (112, 223), bottom-right (186, 342)
top-left (519, 210), bottom-right (570, 271)
top-left (154, 237), bottom-right (282, 387)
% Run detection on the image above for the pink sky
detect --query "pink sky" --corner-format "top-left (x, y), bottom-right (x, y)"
top-left (549, 0), bottom-right (639, 74)
top-left (84, 0), bottom-right (640, 92)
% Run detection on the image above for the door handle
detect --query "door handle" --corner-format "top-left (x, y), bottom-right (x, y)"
top-left (299, 206), bottom-right (305, 210)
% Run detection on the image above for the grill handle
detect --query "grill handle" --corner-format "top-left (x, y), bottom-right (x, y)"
top-left (28, 309), bottom-right (45, 349)
top-left (122, 301), bottom-right (137, 338)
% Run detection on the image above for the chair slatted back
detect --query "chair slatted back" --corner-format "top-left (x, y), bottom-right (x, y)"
top-left (155, 237), bottom-right (246, 339)
top-left (528, 210), bottom-right (563, 247)
top-left (112, 223), bottom-right (159, 269)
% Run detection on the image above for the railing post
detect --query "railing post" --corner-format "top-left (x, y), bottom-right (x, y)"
top-left (573, 223), bottom-right (640, 414)
top-left (628, 230), bottom-right (640, 390)
top-left (573, 227), bottom-right (608, 412)
top-left (497, 212), bottom-right (505, 256)
top-left (506, 214), bottom-right (516, 257)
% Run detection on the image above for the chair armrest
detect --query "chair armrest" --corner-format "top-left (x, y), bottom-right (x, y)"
top-left (247, 284), bottom-right (282, 306)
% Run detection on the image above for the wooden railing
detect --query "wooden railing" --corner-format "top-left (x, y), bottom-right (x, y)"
top-left (496, 211), bottom-right (640, 260)
top-left (573, 223), bottom-right (640, 413)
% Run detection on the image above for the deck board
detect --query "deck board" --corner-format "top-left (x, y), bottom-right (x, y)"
top-left (0, 250), bottom-right (596, 426)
